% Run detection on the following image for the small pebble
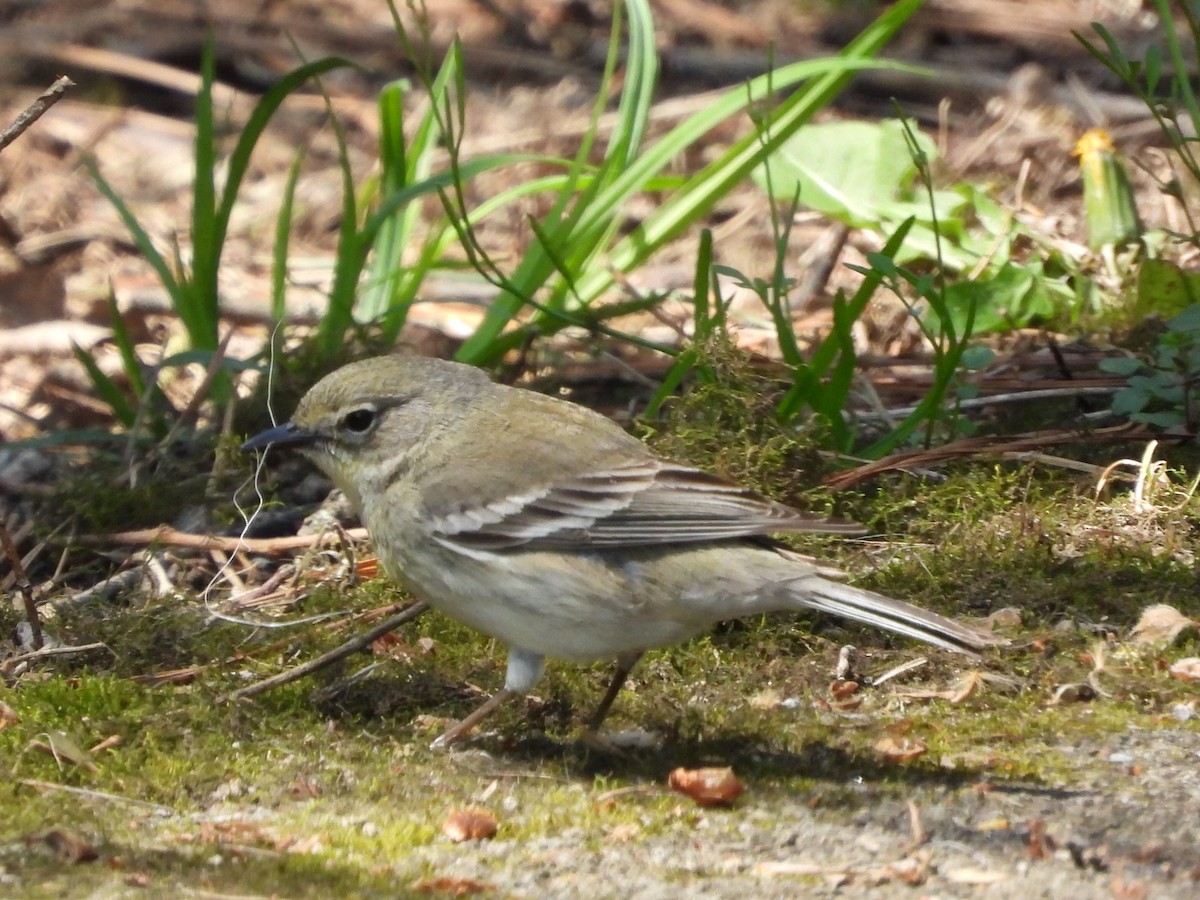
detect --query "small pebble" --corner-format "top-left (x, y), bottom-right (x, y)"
top-left (1170, 703), bottom-right (1195, 722)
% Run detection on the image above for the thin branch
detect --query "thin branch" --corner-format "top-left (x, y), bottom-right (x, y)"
top-left (80, 525), bottom-right (370, 554)
top-left (0, 519), bottom-right (41, 649)
top-left (18, 779), bottom-right (174, 815)
top-left (215, 601), bottom-right (429, 703)
top-left (1, 642), bottom-right (110, 674)
top-left (0, 76), bottom-right (75, 154)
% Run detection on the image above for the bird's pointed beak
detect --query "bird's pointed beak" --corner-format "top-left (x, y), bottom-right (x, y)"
top-left (241, 421), bottom-right (317, 453)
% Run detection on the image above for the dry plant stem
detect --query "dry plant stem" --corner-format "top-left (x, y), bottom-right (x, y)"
top-left (905, 799), bottom-right (929, 851)
top-left (863, 385), bottom-right (1119, 421)
top-left (83, 525), bottom-right (369, 554)
top-left (154, 328), bottom-right (235, 455)
top-left (209, 549), bottom-right (245, 593)
top-left (793, 222), bottom-right (850, 308)
top-left (824, 423), bottom-right (1145, 490)
top-left (226, 563), bottom-right (295, 609)
top-left (0, 642), bottom-right (110, 675)
top-left (52, 567), bottom-right (144, 614)
top-left (0, 518), bottom-right (42, 591)
top-left (0, 76), bottom-right (74, 154)
top-left (215, 601), bottom-right (429, 703)
top-left (432, 689), bottom-right (516, 749)
top-left (18, 778), bottom-right (173, 815)
top-left (0, 519), bottom-right (41, 649)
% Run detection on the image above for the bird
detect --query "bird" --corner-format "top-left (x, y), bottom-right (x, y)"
top-left (243, 354), bottom-right (1004, 747)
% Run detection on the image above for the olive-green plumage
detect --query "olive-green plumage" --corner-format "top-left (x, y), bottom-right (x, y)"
top-left (245, 354), bottom-right (1003, 746)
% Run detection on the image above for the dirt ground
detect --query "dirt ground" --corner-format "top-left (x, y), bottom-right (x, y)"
top-left (1, 1), bottom-right (1199, 898)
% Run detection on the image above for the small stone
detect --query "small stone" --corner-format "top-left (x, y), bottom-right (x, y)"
top-left (1169, 703), bottom-right (1195, 722)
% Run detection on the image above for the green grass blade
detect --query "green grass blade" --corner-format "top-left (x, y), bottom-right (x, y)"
top-left (775, 218), bottom-right (915, 424)
top-left (105, 289), bottom-right (145, 399)
top-left (215, 56), bottom-right (355, 249)
top-left (189, 37), bottom-right (219, 349)
top-left (271, 148), bottom-right (306, 323)
top-left (87, 159), bottom-right (182, 309)
top-left (72, 343), bottom-right (137, 428)
top-left (458, 0), bottom-right (925, 363)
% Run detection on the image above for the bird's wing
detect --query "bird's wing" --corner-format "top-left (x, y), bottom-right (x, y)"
top-left (429, 458), bottom-right (863, 553)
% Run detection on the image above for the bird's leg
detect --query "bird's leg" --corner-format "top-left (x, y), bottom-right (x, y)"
top-left (586, 651), bottom-right (643, 731)
top-left (431, 647), bottom-right (544, 750)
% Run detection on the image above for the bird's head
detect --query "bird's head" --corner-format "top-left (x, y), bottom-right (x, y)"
top-left (242, 355), bottom-right (490, 506)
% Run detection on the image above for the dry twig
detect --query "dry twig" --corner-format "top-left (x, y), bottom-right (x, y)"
top-left (215, 601), bottom-right (429, 703)
top-left (0, 76), bottom-right (74, 154)
top-left (0, 519), bottom-right (41, 649)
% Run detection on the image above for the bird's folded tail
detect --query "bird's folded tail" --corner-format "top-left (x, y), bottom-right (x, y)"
top-left (795, 577), bottom-right (1008, 655)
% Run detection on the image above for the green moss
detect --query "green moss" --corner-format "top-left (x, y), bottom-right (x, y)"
top-left (640, 336), bottom-right (837, 513)
top-left (51, 466), bottom-right (209, 535)
top-left (11, 322), bottom-right (1200, 894)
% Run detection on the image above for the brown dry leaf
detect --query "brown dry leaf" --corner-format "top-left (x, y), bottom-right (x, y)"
top-left (873, 736), bottom-right (927, 764)
top-left (667, 766), bottom-right (746, 807)
top-left (893, 671), bottom-right (983, 704)
top-left (28, 828), bottom-right (100, 863)
top-left (1129, 604), bottom-right (1198, 646)
top-left (607, 822), bottom-right (641, 843)
top-left (1168, 658), bottom-right (1200, 681)
top-left (985, 607), bottom-right (1023, 629)
top-left (280, 833), bottom-right (325, 854)
top-left (748, 688), bottom-right (783, 709)
top-left (879, 852), bottom-right (931, 886)
top-left (830, 680), bottom-right (859, 698)
top-left (371, 632), bottom-right (411, 657)
top-left (286, 777), bottom-right (323, 798)
top-left (948, 671), bottom-right (986, 703)
top-left (412, 875), bottom-right (495, 895)
top-left (827, 680), bottom-right (862, 709)
top-left (1110, 876), bottom-right (1149, 899)
top-left (0, 699), bottom-right (19, 728)
top-left (199, 820), bottom-right (271, 846)
top-left (442, 807), bottom-right (498, 842)
top-left (1026, 818), bottom-right (1057, 860)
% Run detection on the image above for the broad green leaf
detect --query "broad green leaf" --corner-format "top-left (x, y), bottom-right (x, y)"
top-left (753, 119), bottom-right (937, 227)
top-left (1137, 260), bottom-right (1200, 317)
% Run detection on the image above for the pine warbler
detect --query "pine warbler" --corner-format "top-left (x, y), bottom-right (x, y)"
top-left (244, 355), bottom-right (1004, 747)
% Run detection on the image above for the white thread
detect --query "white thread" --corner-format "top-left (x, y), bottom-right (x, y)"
top-left (201, 322), bottom-right (337, 627)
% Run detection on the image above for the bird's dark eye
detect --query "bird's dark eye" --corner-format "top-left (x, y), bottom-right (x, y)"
top-left (340, 407), bottom-right (377, 435)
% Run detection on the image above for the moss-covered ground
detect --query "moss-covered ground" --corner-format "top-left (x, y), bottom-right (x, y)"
top-left (3, 362), bottom-right (1200, 897)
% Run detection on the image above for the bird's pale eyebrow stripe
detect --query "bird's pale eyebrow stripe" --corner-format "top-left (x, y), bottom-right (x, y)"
top-left (363, 394), bottom-right (413, 410)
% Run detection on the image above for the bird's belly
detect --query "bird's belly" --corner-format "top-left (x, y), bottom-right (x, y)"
top-left (386, 545), bottom-right (710, 662)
